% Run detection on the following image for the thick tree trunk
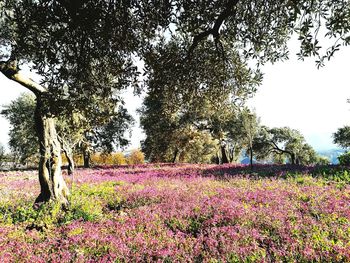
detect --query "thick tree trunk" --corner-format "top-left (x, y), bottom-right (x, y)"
top-left (34, 98), bottom-right (69, 207)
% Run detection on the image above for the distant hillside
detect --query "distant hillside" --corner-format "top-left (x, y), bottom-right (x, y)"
top-left (317, 149), bottom-right (345, 164)
top-left (240, 149), bottom-right (345, 165)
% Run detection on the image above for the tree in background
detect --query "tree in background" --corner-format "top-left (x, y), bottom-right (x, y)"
top-left (2, 93), bottom-right (134, 170)
top-left (74, 106), bottom-right (134, 168)
top-left (297, 143), bottom-right (318, 165)
top-left (1, 93), bottom-right (38, 165)
top-left (127, 149), bottom-right (145, 165)
top-left (229, 108), bottom-right (260, 167)
top-left (0, 143), bottom-right (5, 167)
top-left (333, 126), bottom-right (350, 150)
top-left (338, 152), bottom-right (350, 165)
top-left (1, 0), bottom-right (349, 206)
top-left (334, 126), bottom-right (350, 165)
top-left (315, 156), bottom-right (331, 165)
top-left (253, 127), bottom-right (317, 165)
top-left (141, 39), bottom-right (260, 164)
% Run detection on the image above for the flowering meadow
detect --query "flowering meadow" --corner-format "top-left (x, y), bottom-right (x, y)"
top-left (0, 164), bottom-right (350, 262)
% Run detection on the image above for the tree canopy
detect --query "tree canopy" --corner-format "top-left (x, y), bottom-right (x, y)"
top-left (1, 93), bottom-right (38, 164)
top-left (333, 126), bottom-right (350, 150)
top-left (253, 126), bottom-right (317, 165)
top-left (1, 93), bottom-right (134, 167)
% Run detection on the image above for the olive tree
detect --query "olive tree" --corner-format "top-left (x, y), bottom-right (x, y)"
top-left (2, 93), bottom-right (134, 170)
top-left (253, 126), bottom-right (317, 165)
top-left (333, 126), bottom-right (350, 150)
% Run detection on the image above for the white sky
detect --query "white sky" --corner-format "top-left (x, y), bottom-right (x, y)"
top-left (0, 38), bottom-right (349, 152)
top-left (248, 38), bottom-right (350, 150)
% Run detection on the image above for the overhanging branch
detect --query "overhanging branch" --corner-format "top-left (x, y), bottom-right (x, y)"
top-left (0, 59), bottom-right (47, 95)
top-left (187, 0), bottom-right (239, 56)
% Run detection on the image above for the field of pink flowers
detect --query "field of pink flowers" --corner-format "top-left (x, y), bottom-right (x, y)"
top-left (0, 164), bottom-right (350, 262)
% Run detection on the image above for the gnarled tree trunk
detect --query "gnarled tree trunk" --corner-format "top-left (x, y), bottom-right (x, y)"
top-left (1, 59), bottom-right (70, 207)
top-left (34, 97), bottom-right (70, 207)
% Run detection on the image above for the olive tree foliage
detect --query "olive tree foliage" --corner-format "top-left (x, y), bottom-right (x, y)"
top-left (0, 143), bottom-right (6, 167)
top-left (1, 93), bottom-right (38, 165)
top-left (333, 126), bottom-right (350, 150)
top-left (141, 38), bottom-right (261, 163)
top-left (140, 0), bottom-right (350, 164)
top-left (0, 0), bottom-right (349, 205)
top-left (1, 93), bottom-right (134, 168)
top-left (253, 126), bottom-right (317, 165)
top-left (228, 108), bottom-right (260, 167)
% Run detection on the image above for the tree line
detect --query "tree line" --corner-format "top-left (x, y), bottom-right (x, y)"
top-left (1, 92), bottom-right (331, 168)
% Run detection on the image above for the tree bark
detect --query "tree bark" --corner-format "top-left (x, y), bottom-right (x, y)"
top-left (65, 150), bottom-right (75, 175)
top-left (291, 153), bottom-right (296, 165)
top-left (220, 144), bottom-right (229, 164)
top-left (57, 135), bottom-right (75, 175)
top-left (34, 97), bottom-right (70, 207)
top-left (172, 148), bottom-right (179, 163)
top-left (63, 145), bottom-right (75, 175)
top-left (83, 149), bottom-right (90, 168)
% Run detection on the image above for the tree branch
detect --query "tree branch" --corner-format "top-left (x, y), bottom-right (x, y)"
top-left (0, 60), bottom-right (47, 95)
top-left (187, 0), bottom-right (239, 56)
top-left (269, 140), bottom-right (294, 158)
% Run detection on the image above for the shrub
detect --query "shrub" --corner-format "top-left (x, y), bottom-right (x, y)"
top-left (112, 152), bottom-right (127, 165)
top-left (338, 152), bottom-right (350, 165)
top-left (315, 156), bottom-right (330, 165)
top-left (126, 149), bottom-right (145, 165)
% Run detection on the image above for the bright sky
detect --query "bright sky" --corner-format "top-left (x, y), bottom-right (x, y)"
top-left (0, 38), bottom-right (349, 152)
top-left (248, 38), bottom-right (350, 151)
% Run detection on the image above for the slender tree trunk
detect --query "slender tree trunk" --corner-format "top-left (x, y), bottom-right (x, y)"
top-left (34, 97), bottom-right (69, 207)
top-left (249, 147), bottom-right (253, 168)
top-left (172, 148), bottom-right (179, 163)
